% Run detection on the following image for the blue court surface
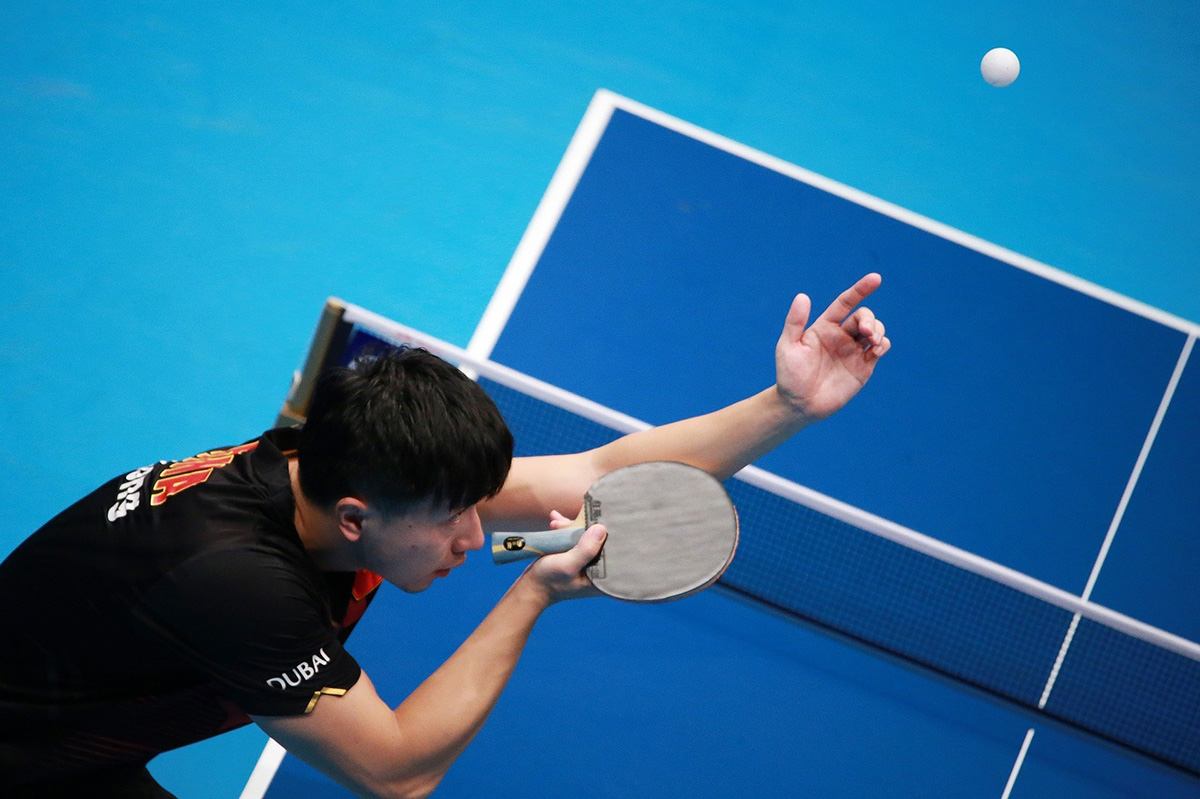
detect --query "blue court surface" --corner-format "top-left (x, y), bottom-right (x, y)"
top-left (253, 95), bottom-right (1200, 797)
top-left (4, 4), bottom-right (1200, 798)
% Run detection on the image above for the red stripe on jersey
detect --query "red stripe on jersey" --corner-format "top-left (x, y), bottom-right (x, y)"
top-left (342, 570), bottom-right (384, 627)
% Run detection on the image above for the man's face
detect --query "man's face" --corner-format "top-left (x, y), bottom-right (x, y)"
top-left (359, 503), bottom-right (485, 593)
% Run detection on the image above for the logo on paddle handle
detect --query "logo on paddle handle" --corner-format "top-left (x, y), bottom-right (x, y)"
top-left (503, 536), bottom-right (526, 551)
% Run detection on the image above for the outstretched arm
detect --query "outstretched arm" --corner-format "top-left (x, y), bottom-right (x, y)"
top-left (252, 528), bottom-right (606, 799)
top-left (480, 273), bottom-right (891, 530)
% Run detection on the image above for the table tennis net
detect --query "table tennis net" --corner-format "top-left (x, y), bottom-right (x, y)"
top-left (316, 314), bottom-right (1200, 777)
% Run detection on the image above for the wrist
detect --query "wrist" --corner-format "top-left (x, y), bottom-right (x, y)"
top-left (768, 384), bottom-right (818, 430)
top-left (511, 569), bottom-right (556, 611)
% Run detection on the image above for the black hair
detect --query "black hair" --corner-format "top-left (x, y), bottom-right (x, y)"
top-left (297, 347), bottom-right (513, 515)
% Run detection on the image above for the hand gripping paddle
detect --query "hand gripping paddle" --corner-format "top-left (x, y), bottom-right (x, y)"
top-left (491, 461), bottom-right (739, 602)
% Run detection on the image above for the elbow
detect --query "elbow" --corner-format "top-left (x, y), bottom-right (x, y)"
top-left (378, 770), bottom-right (445, 799)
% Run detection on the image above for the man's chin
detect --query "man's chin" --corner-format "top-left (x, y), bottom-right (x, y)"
top-left (398, 568), bottom-right (454, 593)
top-left (397, 578), bottom-right (433, 594)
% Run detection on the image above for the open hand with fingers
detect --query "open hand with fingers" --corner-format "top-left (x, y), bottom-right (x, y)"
top-left (775, 273), bottom-right (892, 423)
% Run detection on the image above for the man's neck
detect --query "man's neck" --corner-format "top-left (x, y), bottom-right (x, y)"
top-left (288, 458), bottom-right (359, 572)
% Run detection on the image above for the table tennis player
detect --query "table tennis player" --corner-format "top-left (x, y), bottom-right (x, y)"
top-left (0, 275), bottom-right (889, 798)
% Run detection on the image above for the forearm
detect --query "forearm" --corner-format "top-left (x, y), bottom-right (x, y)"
top-left (481, 386), bottom-right (809, 530)
top-left (385, 574), bottom-right (552, 794)
top-left (591, 385), bottom-right (809, 481)
top-left (254, 539), bottom-right (603, 799)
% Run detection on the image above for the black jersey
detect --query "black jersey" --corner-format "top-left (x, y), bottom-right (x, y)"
top-left (0, 428), bottom-right (383, 785)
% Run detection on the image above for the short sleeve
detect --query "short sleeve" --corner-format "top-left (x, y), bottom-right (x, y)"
top-left (130, 546), bottom-right (362, 716)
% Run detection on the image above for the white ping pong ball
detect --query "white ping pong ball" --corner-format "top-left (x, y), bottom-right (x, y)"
top-left (981, 47), bottom-right (1020, 87)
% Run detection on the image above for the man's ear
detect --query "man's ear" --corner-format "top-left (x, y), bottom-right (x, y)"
top-left (334, 498), bottom-right (370, 544)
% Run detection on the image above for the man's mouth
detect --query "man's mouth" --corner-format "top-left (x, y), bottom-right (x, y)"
top-left (435, 556), bottom-right (467, 578)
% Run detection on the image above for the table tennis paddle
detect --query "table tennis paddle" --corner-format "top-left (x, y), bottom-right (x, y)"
top-left (491, 461), bottom-right (738, 602)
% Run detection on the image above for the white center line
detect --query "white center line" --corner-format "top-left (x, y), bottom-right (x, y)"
top-left (1037, 334), bottom-right (1194, 709)
top-left (1001, 729), bottom-right (1036, 799)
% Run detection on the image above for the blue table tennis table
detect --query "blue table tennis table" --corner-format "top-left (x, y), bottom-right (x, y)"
top-left (250, 91), bottom-right (1200, 798)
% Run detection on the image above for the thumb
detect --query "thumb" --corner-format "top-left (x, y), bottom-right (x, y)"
top-left (563, 524), bottom-right (607, 570)
top-left (783, 293), bottom-right (812, 342)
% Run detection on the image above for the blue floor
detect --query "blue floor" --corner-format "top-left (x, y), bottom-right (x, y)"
top-left (267, 566), bottom-right (1200, 797)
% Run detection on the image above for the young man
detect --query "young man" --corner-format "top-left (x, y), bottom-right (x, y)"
top-left (0, 275), bottom-right (889, 798)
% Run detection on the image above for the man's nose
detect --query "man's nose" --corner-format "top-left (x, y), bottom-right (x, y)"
top-left (455, 506), bottom-right (485, 553)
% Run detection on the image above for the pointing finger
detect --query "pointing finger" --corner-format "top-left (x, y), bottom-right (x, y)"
top-left (817, 273), bottom-right (882, 325)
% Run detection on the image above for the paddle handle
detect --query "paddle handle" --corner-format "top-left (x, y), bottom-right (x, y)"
top-left (491, 528), bottom-right (586, 564)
